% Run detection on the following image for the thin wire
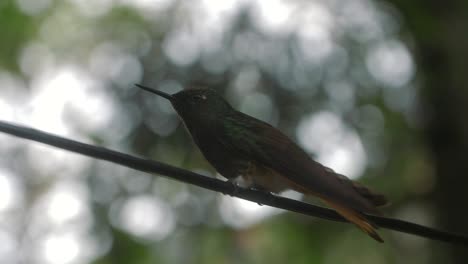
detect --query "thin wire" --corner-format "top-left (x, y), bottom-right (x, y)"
top-left (0, 120), bottom-right (466, 245)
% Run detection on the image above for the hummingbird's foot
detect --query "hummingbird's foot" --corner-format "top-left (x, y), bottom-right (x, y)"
top-left (250, 185), bottom-right (275, 206)
top-left (226, 178), bottom-right (242, 197)
top-left (250, 185), bottom-right (273, 195)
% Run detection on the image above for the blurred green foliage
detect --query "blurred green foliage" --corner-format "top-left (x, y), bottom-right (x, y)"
top-left (0, 1), bottom-right (36, 71)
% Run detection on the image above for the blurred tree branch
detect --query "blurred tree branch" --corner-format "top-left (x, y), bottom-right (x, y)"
top-left (0, 120), bottom-right (467, 246)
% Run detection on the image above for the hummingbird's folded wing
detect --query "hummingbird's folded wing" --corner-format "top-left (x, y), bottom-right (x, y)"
top-left (220, 112), bottom-right (378, 214)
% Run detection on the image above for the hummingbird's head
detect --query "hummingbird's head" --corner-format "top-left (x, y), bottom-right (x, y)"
top-left (136, 84), bottom-right (233, 125)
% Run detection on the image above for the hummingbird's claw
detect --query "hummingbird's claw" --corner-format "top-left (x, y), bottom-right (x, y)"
top-left (250, 185), bottom-right (275, 205)
top-left (226, 178), bottom-right (241, 197)
top-left (250, 185), bottom-right (272, 194)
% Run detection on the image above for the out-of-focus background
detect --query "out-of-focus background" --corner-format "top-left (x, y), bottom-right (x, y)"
top-left (0, 0), bottom-right (467, 263)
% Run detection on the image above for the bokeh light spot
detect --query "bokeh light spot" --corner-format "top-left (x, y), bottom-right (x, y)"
top-left (117, 195), bottom-right (175, 240)
top-left (219, 190), bottom-right (302, 229)
top-left (41, 233), bottom-right (80, 264)
top-left (163, 29), bottom-right (201, 66)
top-left (46, 183), bottom-right (87, 225)
top-left (0, 169), bottom-right (20, 212)
top-left (366, 40), bottom-right (414, 88)
top-left (297, 111), bottom-right (367, 179)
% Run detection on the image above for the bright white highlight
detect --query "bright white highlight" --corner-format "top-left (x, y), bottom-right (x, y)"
top-left (219, 190), bottom-right (302, 228)
top-left (29, 68), bottom-right (84, 134)
top-left (46, 183), bottom-right (87, 225)
top-left (219, 197), bottom-right (279, 229)
top-left (297, 111), bottom-right (367, 179)
top-left (367, 40), bottom-right (414, 88)
top-left (0, 170), bottom-right (20, 212)
top-left (252, 0), bottom-right (295, 34)
top-left (29, 67), bottom-right (114, 135)
top-left (118, 195), bottom-right (175, 240)
top-left (41, 233), bottom-right (80, 264)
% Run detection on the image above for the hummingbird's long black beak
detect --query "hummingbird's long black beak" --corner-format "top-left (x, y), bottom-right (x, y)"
top-left (135, 84), bottom-right (174, 100)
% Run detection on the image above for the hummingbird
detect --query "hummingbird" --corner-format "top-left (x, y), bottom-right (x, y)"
top-left (137, 84), bottom-right (388, 242)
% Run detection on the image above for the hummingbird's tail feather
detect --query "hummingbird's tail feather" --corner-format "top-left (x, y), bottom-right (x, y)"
top-left (334, 173), bottom-right (389, 208)
top-left (273, 172), bottom-right (384, 239)
top-left (349, 180), bottom-right (389, 208)
top-left (321, 198), bottom-right (384, 243)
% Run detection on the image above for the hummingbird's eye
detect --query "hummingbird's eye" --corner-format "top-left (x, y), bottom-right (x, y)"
top-left (192, 94), bottom-right (207, 101)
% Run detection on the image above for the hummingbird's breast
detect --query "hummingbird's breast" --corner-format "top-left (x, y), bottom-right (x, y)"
top-left (197, 136), bottom-right (251, 179)
top-left (183, 119), bottom-right (250, 179)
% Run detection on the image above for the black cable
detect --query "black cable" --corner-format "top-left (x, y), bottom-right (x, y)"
top-left (0, 120), bottom-right (466, 245)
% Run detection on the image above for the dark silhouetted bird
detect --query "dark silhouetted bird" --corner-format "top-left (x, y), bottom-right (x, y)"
top-left (137, 84), bottom-right (388, 242)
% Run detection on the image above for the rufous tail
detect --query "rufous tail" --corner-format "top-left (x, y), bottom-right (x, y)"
top-left (321, 198), bottom-right (384, 243)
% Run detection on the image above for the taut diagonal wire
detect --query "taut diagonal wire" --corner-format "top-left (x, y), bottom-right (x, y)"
top-left (0, 120), bottom-right (466, 245)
